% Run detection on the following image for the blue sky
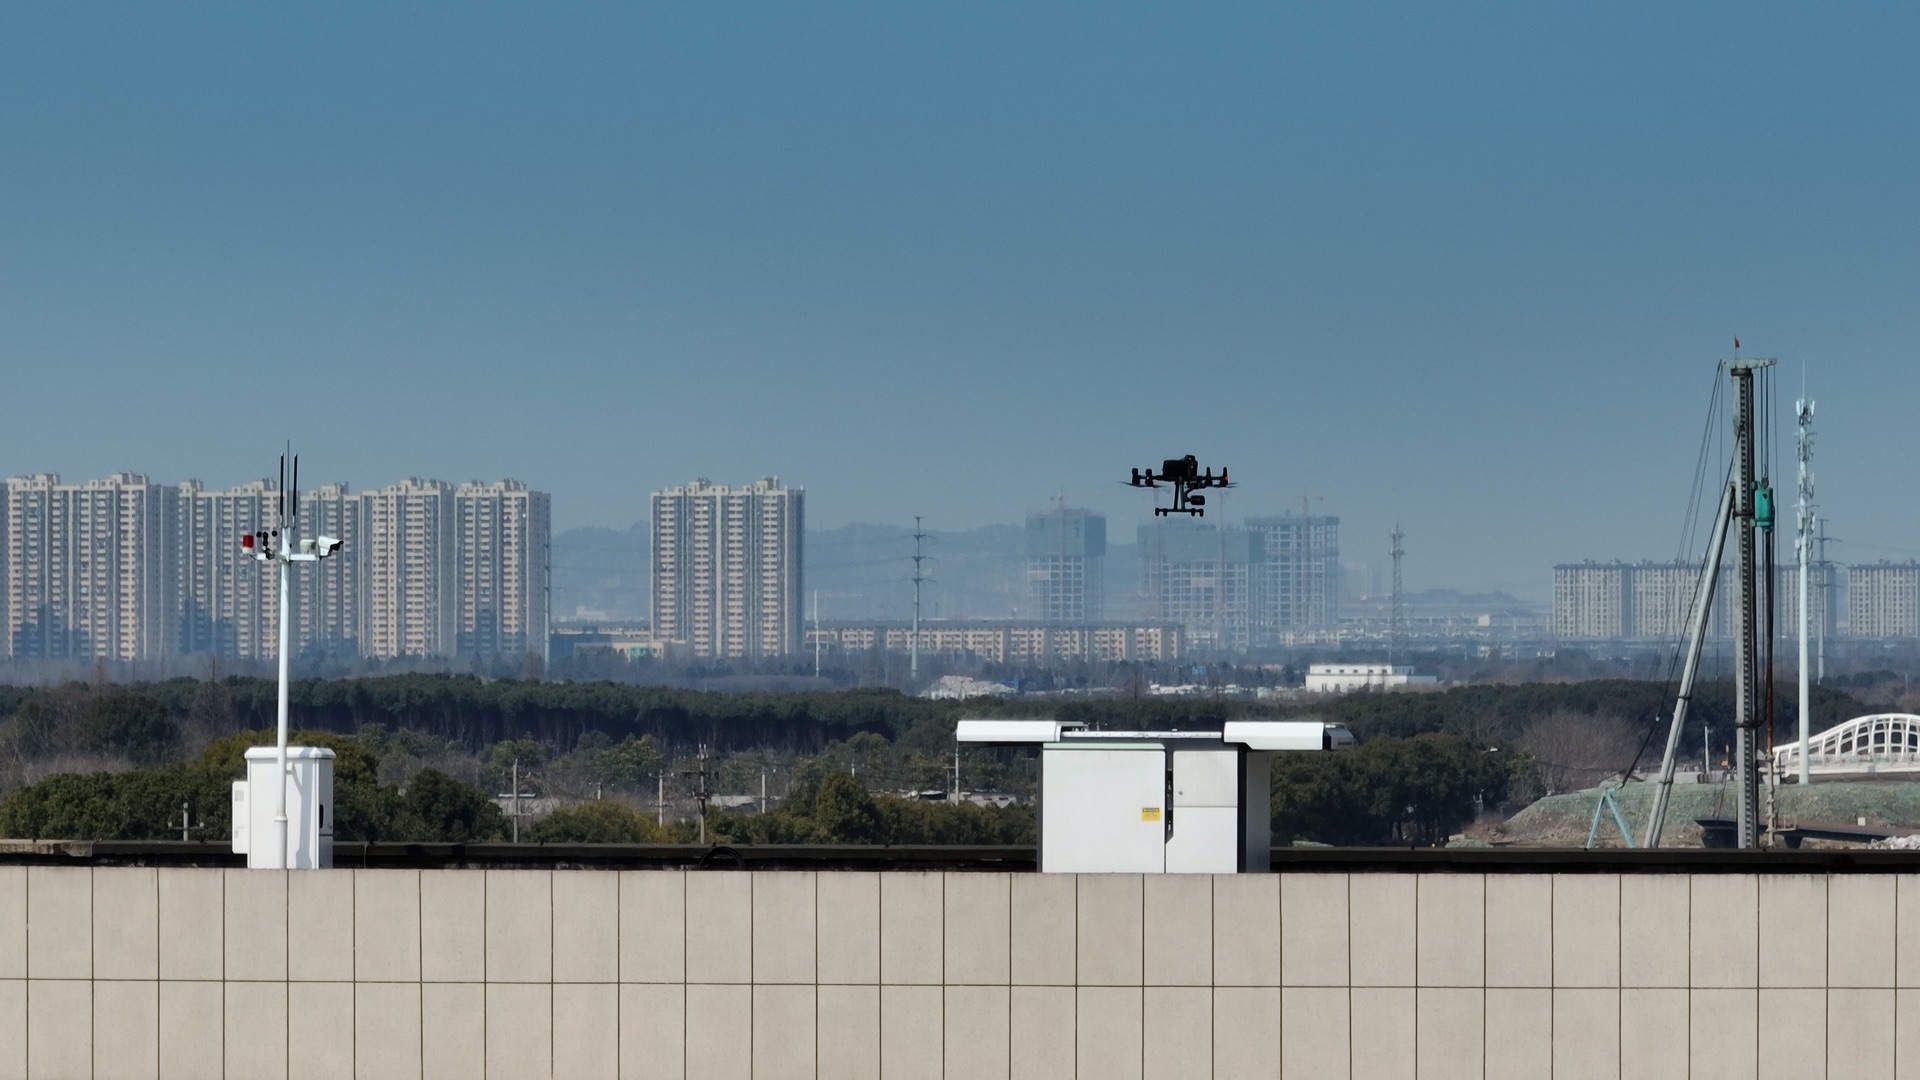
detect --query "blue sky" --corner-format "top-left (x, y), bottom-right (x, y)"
top-left (2, 4), bottom-right (1915, 595)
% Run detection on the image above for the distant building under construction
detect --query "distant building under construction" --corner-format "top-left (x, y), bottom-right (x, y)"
top-left (1135, 515), bottom-right (1342, 654)
top-left (1137, 521), bottom-right (1257, 652)
top-left (1246, 513), bottom-right (1340, 641)
top-left (1025, 506), bottom-right (1105, 623)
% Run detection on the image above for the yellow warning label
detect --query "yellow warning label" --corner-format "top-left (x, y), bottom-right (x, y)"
top-left (1140, 807), bottom-right (1162, 822)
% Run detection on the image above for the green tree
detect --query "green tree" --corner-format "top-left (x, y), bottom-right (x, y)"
top-left (526, 801), bottom-right (662, 843)
top-left (10, 689), bottom-right (85, 758)
top-left (0, 765), bottom-right (232, 841)
top-left (0, 729), bottom-right (506, 844)
top-left (401, 768), bottom-right (507, 842)
top-left (1272, 733), bottom-right (1505, 846)
top-left (807, 772), bottom-right (885, 844)
top-left (587, 735), bottom-right (663, 790)
top-left (77, 691), bottom-right (178, 764)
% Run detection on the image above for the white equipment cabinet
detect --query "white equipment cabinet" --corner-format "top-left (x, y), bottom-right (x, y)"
top-left (956, 719), bottom-right (1352, 873)
top-left (232, 746), bottom-right (336, 869)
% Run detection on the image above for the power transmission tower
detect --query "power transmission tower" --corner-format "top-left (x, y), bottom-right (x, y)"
top-left (1388, 525), bottom-right (1405, 663)
top-left (910, 517), bottom-right (931, 684)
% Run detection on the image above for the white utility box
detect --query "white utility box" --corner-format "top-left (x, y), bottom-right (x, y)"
top-left (232, 746), bottom-right (336, 869)
top-left (956, 719), bottom-right (1352, 873)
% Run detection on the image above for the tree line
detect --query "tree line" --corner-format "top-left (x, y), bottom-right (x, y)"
top-left (0, 674), bottom-right (1883, 847)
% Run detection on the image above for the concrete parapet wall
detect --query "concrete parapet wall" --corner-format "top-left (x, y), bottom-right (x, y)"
top-left (2, 865), bottom-right (1919, 1077)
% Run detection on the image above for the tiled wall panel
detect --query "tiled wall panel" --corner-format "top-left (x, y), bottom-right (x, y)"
top-left (5, 866), bottom-right (1920, 1077)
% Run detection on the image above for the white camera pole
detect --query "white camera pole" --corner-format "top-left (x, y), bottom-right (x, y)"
top-left (242, 452), bottom-right (341, 868)
top-left (274, 504), bottom-right (292, 870)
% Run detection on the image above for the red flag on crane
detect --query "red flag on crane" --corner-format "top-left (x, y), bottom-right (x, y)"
top-left (1734, 337), bottom-right (1741, 350)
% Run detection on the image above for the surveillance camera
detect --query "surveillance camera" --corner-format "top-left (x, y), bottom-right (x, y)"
top-left (314, 535), bottom-right (343, 557)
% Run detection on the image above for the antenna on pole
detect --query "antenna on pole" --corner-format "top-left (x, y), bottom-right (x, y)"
top-left (1388, 525), bottom-right (1405, 664)
top-left (235, 446), bottom-right (345, 869)
top-left (1795, 377), bottom-right (1816, 786)
top-left (910, 517), bottom-right (930, 685)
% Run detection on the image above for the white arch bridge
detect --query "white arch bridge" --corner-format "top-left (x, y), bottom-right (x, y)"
top-left (1773, 713), bottom-right (1920, 779)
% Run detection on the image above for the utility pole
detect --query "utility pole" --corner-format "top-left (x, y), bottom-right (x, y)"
top-left (1795, 385), bottom-right (1816, 785)
top-left (812, 590), bottom-right (822, 678)
top-left (910, 517), bottom-right (930, 685)
top-left (1730, 357), bottom-right (1775, 849)
top-left (1388, 525), bottom-right (1405, 664)
top-left (510, 759), bottom-right (521, 843)
top-left (656, 772), bottom-right (666, 828)
top-left (680, 747), bottom-right (713, 844)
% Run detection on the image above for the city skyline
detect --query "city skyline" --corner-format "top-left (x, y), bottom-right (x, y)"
top-left (2, 471), bottom-right (550, 663)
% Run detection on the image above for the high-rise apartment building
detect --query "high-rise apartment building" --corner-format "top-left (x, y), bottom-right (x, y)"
top-left (1246, 514), bottom-right (1339, 643)
top-left (297, 483), bottom-right (361, 660)
top-left (1555, 559), bottom-right (1832, 642)
top-left (455, 480), bottom-right (550, 661)
top-left (176, 479), bottom-right (280, 660)
top-left (1627, 562), bottom-right (1702, 641)
top-left (1025, 507), bottom-right (1105, 624)
top-left (4, 473), bottom-right (177, 660)
top-left (651, 478), bottom-right (803, 659)
top-left (1552, 562), bottom-right (1631, 640)
top-left (1138, 521), bottom-right (1257, 652)
top-left (360, 479), bottom-right (457, 659)
top-left (4, 472), bottom-right (550, 664)
top-left (1848, 562), bottom-right (1920, 639)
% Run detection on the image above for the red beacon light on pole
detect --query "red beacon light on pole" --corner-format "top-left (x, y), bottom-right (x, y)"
top-left (242, 532), bottom-right (255, 551)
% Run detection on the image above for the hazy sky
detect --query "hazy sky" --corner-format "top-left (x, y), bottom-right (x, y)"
top-left (3, 4), bottom-right (1916, 596)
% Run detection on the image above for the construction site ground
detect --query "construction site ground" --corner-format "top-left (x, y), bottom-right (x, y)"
top-left (1486, 779), bottom-right (1920, 848)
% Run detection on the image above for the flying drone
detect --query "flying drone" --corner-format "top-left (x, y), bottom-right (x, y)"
top-left (1128, 455), bottom-right (1232, 517)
